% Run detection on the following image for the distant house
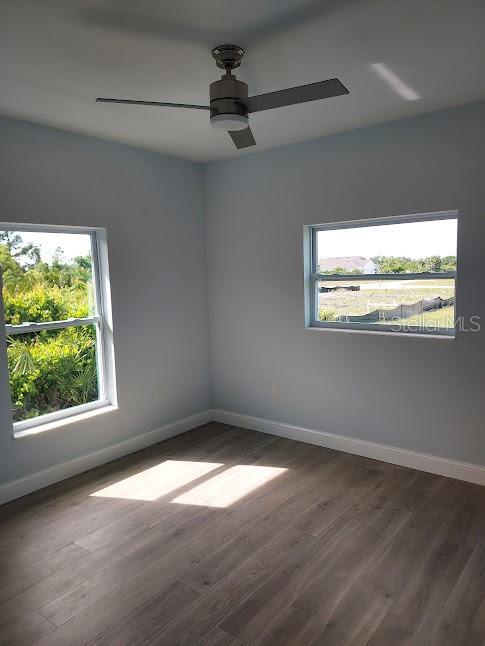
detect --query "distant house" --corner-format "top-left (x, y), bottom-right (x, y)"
top-left (318, 256), bottom-right (378, 274)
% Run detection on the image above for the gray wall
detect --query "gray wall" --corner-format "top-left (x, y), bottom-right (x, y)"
top-left (2, 101), bottom-right (485, 489)
top-left (205, 101), bottom-right (485, 465)
top-left (0, 116), bottom-right (210, 485)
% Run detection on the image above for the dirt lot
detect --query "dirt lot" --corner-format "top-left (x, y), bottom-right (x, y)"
top-left (318, 279), bottom-right (454, 328)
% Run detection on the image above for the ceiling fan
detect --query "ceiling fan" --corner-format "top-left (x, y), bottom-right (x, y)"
top-left (96, 44), bottom-right (349, 150)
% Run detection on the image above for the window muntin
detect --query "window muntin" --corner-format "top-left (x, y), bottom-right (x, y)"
top-left (309, 213), bottom-right (457, 336)
top-left (0, 225), bottom-right (113, 430)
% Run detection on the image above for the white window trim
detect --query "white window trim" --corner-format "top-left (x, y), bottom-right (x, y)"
top-left (304, 210), bottom-right (458, 337)
top-left (0, 222), bottom-right (117, 436)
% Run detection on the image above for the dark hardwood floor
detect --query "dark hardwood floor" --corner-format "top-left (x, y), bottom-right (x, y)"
top-left (0, 422), bottom-right (484, 645)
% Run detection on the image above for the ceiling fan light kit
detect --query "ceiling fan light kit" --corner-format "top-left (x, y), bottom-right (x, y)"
top-left (210, 114), bottom-right (248, 130)
top-left (96, 44), bottom-right (349, 149)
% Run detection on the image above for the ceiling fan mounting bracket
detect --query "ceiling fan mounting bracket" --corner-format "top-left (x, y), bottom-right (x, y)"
top-left (212, 44), bottom-right (244, 71)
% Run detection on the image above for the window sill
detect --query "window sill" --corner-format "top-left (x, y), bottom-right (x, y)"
top-left (13, 403), bottom-right (118, 439)
top-left (306, 325), bottom-right (455, 340)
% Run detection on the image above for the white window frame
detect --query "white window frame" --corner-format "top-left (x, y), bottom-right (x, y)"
top-left (0, 223), bottom-right (117, 436)
top-left (305, 211), bottom-right (458, 337)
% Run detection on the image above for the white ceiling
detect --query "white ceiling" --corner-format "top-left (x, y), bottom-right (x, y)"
top-left (1, 0), bottom-right (484, 162)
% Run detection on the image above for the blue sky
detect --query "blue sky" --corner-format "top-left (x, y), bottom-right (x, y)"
top-left (318, 219), bottom-right (457, 260)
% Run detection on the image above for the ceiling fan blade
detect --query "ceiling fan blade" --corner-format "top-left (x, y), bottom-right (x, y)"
top-left (246, 78), bottom-right (349, 113)
top-left (96, 98), bottom-right (210, 110)
top-left (228, 127), bottom-right (256, 149)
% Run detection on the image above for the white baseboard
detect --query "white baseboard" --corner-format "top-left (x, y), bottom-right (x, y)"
top-left (211, 409), bottom-right (485, 486)
top-left (0, 410), bottom-right (213, 505)
top-left (3, 407), bottom-right (484, 506)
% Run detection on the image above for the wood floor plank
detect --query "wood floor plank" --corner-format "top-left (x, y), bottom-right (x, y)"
top-left (0, 425), bottom-right (253, 571)
top-left (292, 489), bottom-right (359, 536)
top-left (37, 439), bottom-right (332, 629)
top-left (34, 572), bottom-right (197, 646)
top-left (69, 427), bottom-right (274, 548)
top-left (219, 515), bottom-right (362, 643)
top-left (203, 627), bottom-right (244, 645)
top-left (255, 606), bottom-right (323, 646)
top-left (310, 585), bottom-right (390, 646)
top-left (384, 469), bottom-right (443, 513)
top-left (0, 520), bottom-right (167, 625)
top-left (361, 478), bottom-right (464, 605)
top-left (429, 539), bottom-right (485, 646)
top-left (296, 454), bottom-right (380, 500)
top-left (35, 434), bottom-right (332, 629)
top-left (86, 580), bottom-right (200, 646)
top-left (0, 424), bottom-right (481, 645)
top-left (343, 465), bottom-right (416, 521)
top-left (0, 542), bottom-right (89, 605)
top-left (0, 610), bottom-right (55, 646)
top-left (37, 506), bottom-right (223, 627)
top-left (0, 496), bottom-right (139, 566)
top-left (180, 492), bottom-right (316, 591)
top-left (36, 526), bottom-right (314, 646)
top-left (156, 527), bottom-right (316, 646)
top-left (369, 540), bottom-right (472, 645)
top-left (0, 423), bottom-right (226, 521)
top-left (0, 422), bottom-right (231, 536)
top-left (443, 482), bottom-right (485, 548)
top-left (203, 626), bottom-right (243, 646)
top-left (264, 507), bottom-right (409, 625)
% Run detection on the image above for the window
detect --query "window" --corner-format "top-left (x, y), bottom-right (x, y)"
top-left (0, 224), bottom-right (115, 434)
top-left (306, 212), bottom-right (458, 336)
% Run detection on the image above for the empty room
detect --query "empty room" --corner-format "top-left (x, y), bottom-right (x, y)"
top-left (1, 1), bottom-right (485, 644)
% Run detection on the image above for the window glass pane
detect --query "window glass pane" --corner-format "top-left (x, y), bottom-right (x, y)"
top-left (316, 218), bottom-right (457, 275)
top-left (1, 230), bottom-right (95, 324)
top-left (7, 325), bottom-right (99, 422)
top-left (317, 277), bottom-right (455, 332)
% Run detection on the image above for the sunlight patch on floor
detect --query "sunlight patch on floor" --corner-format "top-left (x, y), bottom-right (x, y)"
top-left (171, 465), bottom-right (287, 508)
top-left (90, 460), bottom-right (223, 501)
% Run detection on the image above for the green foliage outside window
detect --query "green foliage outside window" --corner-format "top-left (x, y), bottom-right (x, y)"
top-left (318, 256), bottom-right (456, 275)
top-left (370, 255), bottom-right (456, 274)
top-left (1, 233), bottom-right (98, 422)
top-left (8, 327), bottom-right (97, 421)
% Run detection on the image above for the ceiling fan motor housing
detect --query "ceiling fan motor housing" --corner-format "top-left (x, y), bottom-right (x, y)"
top-left (210, 76), bottom-right (248, 122)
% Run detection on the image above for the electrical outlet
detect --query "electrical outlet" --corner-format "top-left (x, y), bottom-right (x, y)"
top-left (271, 383), bottom-right (279, 399)
top-left (155, 387), bottom-right (166, 401)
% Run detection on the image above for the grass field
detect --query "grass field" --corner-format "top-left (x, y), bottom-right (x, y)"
top-left (388, 306), bottom-right (454, 326)
top-left (318, 279), bottom-right (455, 329)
